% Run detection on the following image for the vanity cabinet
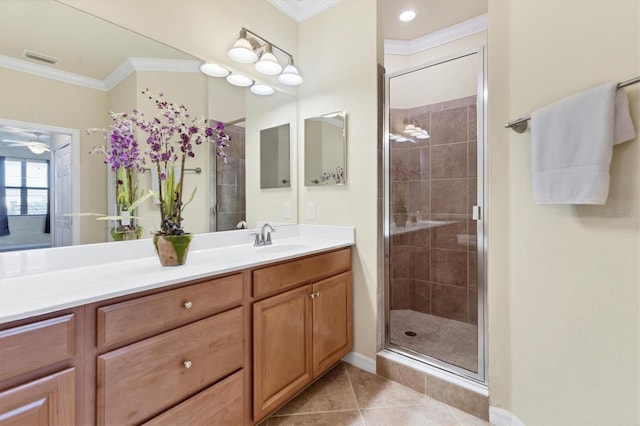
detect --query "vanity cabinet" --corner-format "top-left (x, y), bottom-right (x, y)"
top-left (252, 248), bottom-right (352, 422)
top-left (95, 273), bottom-right (246, 426)
top-left (0, 245), bottom-right (352, 426)
top-left (0, 312), bottom-right (80, 426)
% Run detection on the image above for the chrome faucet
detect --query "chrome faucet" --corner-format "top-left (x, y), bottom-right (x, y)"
top-left (253, 223), bottom-right (276, 246)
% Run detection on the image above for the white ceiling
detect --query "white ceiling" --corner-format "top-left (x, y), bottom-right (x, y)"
top-left (379, 0), bottom-right (488, 41)
top-left (269, 0), bottom-right (488, 41)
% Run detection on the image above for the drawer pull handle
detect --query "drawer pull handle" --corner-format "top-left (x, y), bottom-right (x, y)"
top-left (183, 360), bottom-right (192, 369)
top-left (184, 301), bottom-right (193, 310)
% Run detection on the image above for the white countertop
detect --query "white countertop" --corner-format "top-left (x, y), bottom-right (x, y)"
top-left (0, 224), bottom-right (355, 324)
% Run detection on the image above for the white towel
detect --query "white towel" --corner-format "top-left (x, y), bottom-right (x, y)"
top-left (531, 82), bottom-right (636, 205)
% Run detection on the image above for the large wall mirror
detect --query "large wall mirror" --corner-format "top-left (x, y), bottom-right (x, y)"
top-left (0, 0), bottom-right (297, 252)
top-left (304, 111), bottom-right (346, 186)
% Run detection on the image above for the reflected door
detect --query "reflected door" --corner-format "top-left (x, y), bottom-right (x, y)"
top-left (385, 49), bottom-right (486, 382)
top-left (53, 142), bottom-right (72, 247)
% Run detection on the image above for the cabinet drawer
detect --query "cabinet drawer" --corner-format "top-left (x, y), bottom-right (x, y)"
top-left (97, 273), bottom-right (243, 348)
top-left (142, 370), bottom-right (245, 426)
top-left (97, 307), bottom-right (244, 426)
top-left (0, 314), bottom-right (75, 381)
top-left (253, 248), bottom-right (351, 298)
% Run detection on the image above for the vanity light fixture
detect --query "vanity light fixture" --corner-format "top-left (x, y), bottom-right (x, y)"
top-left (226, 27), bottom-right (303, 85)
top-left (200, 62), bottom-right (230, 77)
top-left (226, 73), bottom-right (254, 87)
top-left (227, 28), bottom-right (259, 63)
top-left (403, 124), bottom-right (416, 133)
top-left (277, 60), bottom-right (303, 86)
top-left (403, 123), bottom-right (429, 139)
top-left (250, 83), bottom-right (275, 96)
top-left (389, 132), bottom-right (415, 143)
top-left (255, 44), bottom-right (282, 75)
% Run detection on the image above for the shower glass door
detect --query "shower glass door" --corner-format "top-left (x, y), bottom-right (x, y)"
top-left (385, 48), bottom-right (486, 382)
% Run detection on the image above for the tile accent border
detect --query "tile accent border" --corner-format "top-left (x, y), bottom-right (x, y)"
top-left (375, 350), bottom-right (489, 421)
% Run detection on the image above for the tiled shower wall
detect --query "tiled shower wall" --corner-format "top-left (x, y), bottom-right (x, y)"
top-left (390, 95), bottom-right (478, 324)
top-left (209, 123), bottom-right (245, 232)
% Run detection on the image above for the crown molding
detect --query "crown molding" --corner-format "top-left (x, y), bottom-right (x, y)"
top-left (103, 58), bottom-right (201, 91)
top-left (1, 55), bottom-right (201, 92)
top-left (0, 54), bottom-right (106, 91)
top-left (268, 0), bottom-right (342, 22)
top-left (385, 14), bottom-right (488, 56)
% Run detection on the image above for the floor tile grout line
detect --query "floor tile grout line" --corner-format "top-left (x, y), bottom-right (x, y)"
top-left (269, 408), bottom-right (363, 417)
top-left (447, 405), bottom-right (465, 426)
top-left (342, 363), bottom-right (367, 425)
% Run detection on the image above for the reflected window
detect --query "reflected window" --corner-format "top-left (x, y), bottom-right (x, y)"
top-left (4, 158), bottom-right (49, 215)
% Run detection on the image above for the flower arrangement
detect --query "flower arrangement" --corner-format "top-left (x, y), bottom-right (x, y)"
top-left (134, 89), bottom-right (230, 236)
top-left (86, 89), bottom-right (230, 264)
top-left (88, 112), bottom-right (147, 240)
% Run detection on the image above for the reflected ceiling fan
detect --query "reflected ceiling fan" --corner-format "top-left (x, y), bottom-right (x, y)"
top-left (1, 132), bottom-right (50, 154)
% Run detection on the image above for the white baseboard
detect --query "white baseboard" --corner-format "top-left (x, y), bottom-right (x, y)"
top-left (490, 407), bottom-right (525, 426)
top-left (342, 351), bottom-right (376, 373)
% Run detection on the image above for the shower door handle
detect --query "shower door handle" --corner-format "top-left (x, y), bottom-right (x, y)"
top-left (472, 205), bottom-right (482, 221)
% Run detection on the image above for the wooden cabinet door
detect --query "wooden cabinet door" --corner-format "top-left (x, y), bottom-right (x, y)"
top-left (253, 285), bottom-right (313, 422)
top-left (0, 368), bottom-right (75, 426)
top-left (312, 272), bottom-right (353, 377)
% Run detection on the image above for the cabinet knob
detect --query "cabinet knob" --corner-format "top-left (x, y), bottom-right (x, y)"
top-left (309, 293), bottom-right (315, 299)
top-left (183, 360), bottom-right (192, 369)
top-left (184, 301), bottom-right (193, 310)
top-left (314, 292), bottom-right (320, 298)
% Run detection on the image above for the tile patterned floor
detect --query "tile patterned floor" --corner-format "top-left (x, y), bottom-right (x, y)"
top-left (265, 363), bottom-right (490, 425)
top-left (390, 310), bottom-right (478, 372)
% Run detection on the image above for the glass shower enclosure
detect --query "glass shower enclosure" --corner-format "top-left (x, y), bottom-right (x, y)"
top-left (384, 48), bottom-right (487, 383)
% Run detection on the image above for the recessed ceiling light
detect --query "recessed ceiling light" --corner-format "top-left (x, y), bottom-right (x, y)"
top-left (399, 10), bottom-right (416, 22)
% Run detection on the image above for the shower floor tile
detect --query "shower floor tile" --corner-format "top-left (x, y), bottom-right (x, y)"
top-left (390, 309), bottom-right (478, 372)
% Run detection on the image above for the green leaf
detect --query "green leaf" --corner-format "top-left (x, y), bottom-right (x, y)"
top-left (129, 191), bottom-right (153, 212)
top-left (64, 212), bottom-right (105, 217)
top-left (96, 215), bottom-right (144, 221)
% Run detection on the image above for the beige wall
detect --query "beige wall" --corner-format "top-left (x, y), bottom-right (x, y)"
top-left (0, 67), bottom-right (108, 244)
top-left (488, 1), bottom-right (639, 424)
top-left (298, 0), bottom-right (379, 359)
top-left (246, 90), bottom-right (298, 227)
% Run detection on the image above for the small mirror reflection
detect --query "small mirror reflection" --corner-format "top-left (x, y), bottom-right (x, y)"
top-left (304, 111), bottom-right (346, 186)
top-left (260, 124), bottom-right (290, 189)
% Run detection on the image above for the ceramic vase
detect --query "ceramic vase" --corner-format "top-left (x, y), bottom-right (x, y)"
top-left (153, 233), bottom-right (193, 266)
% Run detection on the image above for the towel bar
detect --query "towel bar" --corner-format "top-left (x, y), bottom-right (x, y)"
top-left (505, 76), bottom-right (640, 133)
